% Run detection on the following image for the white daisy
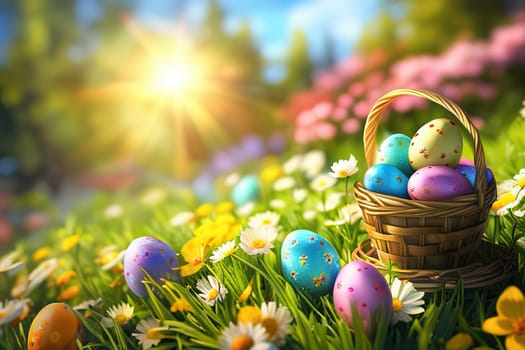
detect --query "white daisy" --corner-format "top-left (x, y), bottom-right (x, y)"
top-left (210, 240), bottom-right (238, 263)
top-left (0, 250), bottom-right (25, 276)
top-left (0, 299), bottom-right (30, 326)
top-left (248, 211), bottom-right (280, 229)
top-left (26, 258), bottom-right (59, 295)
top-left (236, 201), bottom-right (256, 217)
top-left (101, 302), bottom-right (134, 327)
top-left (302, 210), bottom-right (317, 221)
top-left (283, 154), bottom-right (303, 174)
top-left (339, 203), bottom-right (362, 224)
top-left (73, 298), bottom-right (102, 311)
top-left (316, 192), bottom-right (344, 212)
top-left (224, 172), bottom-right (241, 187)
top-left (104, 204), bottom-right (123, 218)
top-left (260, 302), bottom-right (293, 345)
top-left (219, 322), bottom-right (272, 350)
top-left (310, 174), bottom-right (337, 192)
top-left (300, 150), bottom-right (326, 178)
top-left (389, 278), bottom-right (425, 324)
top-left (240, 227), bottom-right (278, 256)
top-left (273, 176), bottom-right (296, 191)
top-left (132, 318), bottom-right (169, 349)
top-left (497, 189), bottom-right (525, 216)
top-left (293, 188), bottom-right (307, 203)
top-left (328, 155), bottom-right (359, 178)
top-left (169, 211), bottom-right (194, 227)
top-left (269, 199), bottom-right (286, 209)
top-left (141, 188), bottom-right (166, 205)
top-left (196, 275), bottom-right (228, 306)
top-left (10, 275), bottom-right (29, 298)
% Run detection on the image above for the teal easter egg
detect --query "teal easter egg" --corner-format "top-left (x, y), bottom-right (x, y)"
top-left (281, 229), bottom-right (341, 298)
top-left (377, 133), bottom-right (413, 176)
top-left (363, 164), bottom-right (410, 198)
top-left (231, 175), bottom-right (260, 206)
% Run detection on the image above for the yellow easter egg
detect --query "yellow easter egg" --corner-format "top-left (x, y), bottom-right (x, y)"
top-left (408, 118), bottom-right (462, 170)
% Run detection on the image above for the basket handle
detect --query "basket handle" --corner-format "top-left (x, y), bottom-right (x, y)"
top-left (363, 88), bottom-right (488, 207)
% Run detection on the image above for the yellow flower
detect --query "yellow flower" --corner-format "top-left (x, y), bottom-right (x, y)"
top-left (170, 298), bottom-right (193, 313)
top-left (238, 306), bottom-right (262, 324)
top-left (179, 237), bottom-right (212, 277)
top-left (492, 192), bottom-right (516, 212)
top-left (445, 332), bottom-right (473, 350)
top-left (237, 281), bottom-right (253, 303)
top-left (482, 285), bottom-right (525, 350)
top-left (260, 164), bottom-right (284, 183)
top-left (216, 201), bottom-right (234, 214)
top-left (57, 285), bottom-right (81, 301)
top-left (32, 247), bottom-right (51, 262)
top-left (194, 203), bottom-right (215, 219)
top-left (517, 177), bottom-right (525, 188)
top-left (62, 234), bottom-right (81, 251)
top-left (55, 270), bottom-right (77, 286)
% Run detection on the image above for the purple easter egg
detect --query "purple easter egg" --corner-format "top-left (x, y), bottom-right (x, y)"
top-left (407, 165), bottom-right (473, 200)
top-left (123, 236), bottom-right (181, 297)
top-left (333, 261), bottom-right (392, 334)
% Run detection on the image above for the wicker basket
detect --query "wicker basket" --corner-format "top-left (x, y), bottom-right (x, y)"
top-left (353, 88), bottom-right (497, 270)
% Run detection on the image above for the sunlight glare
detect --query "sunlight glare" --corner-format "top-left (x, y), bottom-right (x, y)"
top-left (150, 62), bottom-right (193, 95)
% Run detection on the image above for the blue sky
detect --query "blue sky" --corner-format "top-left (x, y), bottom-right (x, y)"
top-left (134, 0), bottom-right (380, 80)
top-left (1, 0), bottom-right (380, 78)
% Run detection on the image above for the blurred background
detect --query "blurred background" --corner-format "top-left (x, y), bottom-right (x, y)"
top-left (1, 0), bottom-right (525, 245)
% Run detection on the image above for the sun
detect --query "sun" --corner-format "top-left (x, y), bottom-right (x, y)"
top-left (77, 17), bottom-right (259, 179)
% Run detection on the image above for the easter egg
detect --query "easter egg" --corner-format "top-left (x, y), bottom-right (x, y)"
top-left (458, 157), bottom-right (475, 166)
top-left (407, 165), bottom-right (473, 200)
top-left (28, 303), bottom-right (83, 350)
top-left (231, 175), bottom-right (260, 207)
top-left (363, 164), bottom-right (410, 198)
top-left (123, 236), bottom-right (181, 297)
top-left (377, 133), bottom-right (413, 176)
top-left (408, 118), bottom-right (463, 169)
top-left (333, 261), bottom-right (392, 335)
top-left (281, 229), bottom-right (341, 298)
top-left (455, 164), bottom-right (495, 189)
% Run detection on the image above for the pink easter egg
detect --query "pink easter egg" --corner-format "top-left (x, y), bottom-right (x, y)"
top-left (458, 157), bottom-right (475, 166)
top-left (407, 165), bottom-right (473, 200)
top-left (333, 261), bottom-right (392, 335)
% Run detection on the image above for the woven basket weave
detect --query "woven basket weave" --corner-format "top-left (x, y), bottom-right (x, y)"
top-left (353, 88), bottom-right (497, 270)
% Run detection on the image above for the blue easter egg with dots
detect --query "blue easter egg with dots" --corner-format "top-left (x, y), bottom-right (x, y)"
top-left (281, 229), bottom-right (341, 298)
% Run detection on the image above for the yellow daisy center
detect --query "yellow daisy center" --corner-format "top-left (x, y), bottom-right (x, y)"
top-left (231, 335), bottom-right (254, 350)
top-left (261, 317), bottom-right (279, 338)
top-left (262, 219), bottom-right (272, 225)
top-left (517, 177), bottom-right (525, 188)
top-left (114, 314), bottom-right (129, 324)
top-left (146, 328), bottom-right (163, 340)
top-left (252, 239), bottom-right (266, 249)
top-left (207, 288), bottom-right (219, 301)
top-left (513, 318), bottom-right (525, 335)
top-left (338, 170), bottom-right (348, 177)
top-left (0, 311), bottom-right (6, 319)
top-left (393, 297), bottom-right (403, 312)
top-left (317, 179), bottom-right (327, 187)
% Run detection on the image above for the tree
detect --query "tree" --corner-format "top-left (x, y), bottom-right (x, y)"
top-left (357, 0), bottom-right (514, 55)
